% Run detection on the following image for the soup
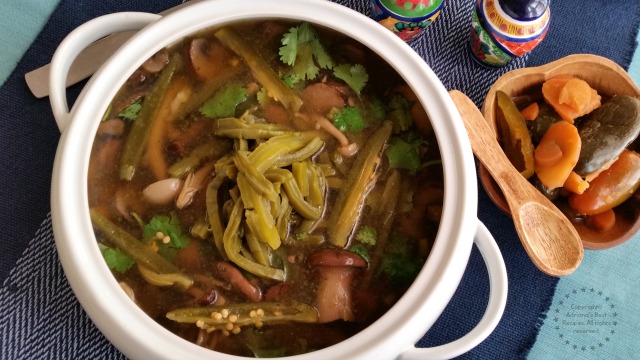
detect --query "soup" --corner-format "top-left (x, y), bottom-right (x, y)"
top-left (88, 20), bottom-right (443, 357)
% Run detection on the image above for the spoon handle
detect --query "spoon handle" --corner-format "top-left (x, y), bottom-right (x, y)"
top-left (449, 90), bottom-right (583, 276)
top-left (449, 91), bottom-right (526, 196)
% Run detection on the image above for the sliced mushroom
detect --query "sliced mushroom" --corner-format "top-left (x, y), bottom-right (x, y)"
top-left (302, 82), bottom-right (346, 115)
top-left (141, 48), bottom-right (169, 74)
top-left (188, 38), bottom-right (232, 81)
top-left (307, 249), bottom-right (366, 323)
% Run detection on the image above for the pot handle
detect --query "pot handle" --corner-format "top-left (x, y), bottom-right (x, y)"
top-left (49, 12), bottom-right (161, 132)
top-left (399, 220), bottom-right (508, 360)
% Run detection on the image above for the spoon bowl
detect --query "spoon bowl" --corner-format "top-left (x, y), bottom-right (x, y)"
top-left (450, 90), bottom-right (584, 276)
top-left (479, 54), bottom-right (640, 250)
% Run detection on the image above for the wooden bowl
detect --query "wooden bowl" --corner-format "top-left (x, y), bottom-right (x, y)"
top-left (479, 54), bottom-right (640, 250)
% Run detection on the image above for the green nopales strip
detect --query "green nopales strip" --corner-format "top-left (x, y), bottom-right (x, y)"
top-left (223, 199), bottom-right (285, 281)
top-left (327, 121), bottom-right (393, 247)
top-left (215, 27), bottom-right (303, 112)
top-left (166, 301), bottom-right (318, 328)
top-left (90, 209), bottom-right (193, 288)
top-left (119, 53), bottom-right (182, 181)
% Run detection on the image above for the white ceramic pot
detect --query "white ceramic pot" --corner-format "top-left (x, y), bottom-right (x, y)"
top-left (49, 1), bottom-right (508, 359)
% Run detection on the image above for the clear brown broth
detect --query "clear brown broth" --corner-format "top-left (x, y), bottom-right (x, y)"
top-left (88, 19), bottom-right (443, 357)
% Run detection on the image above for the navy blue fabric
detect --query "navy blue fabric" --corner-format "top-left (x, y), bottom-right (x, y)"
top-left (1, 0), bottom-right (639, 359)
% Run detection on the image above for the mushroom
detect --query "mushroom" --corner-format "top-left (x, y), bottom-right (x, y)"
top-left (188, 38), bottom-right (233, 81)
top-left (301, 82), bottom-right (346, 114)
top-left (307, 249), bottom-right (367, 323)
top-left (141, 48), bottom-right (169, 75)
top-left (213, 261), bottom-right (262, 302)
top-left (126, 49), bottom-right (169, 85)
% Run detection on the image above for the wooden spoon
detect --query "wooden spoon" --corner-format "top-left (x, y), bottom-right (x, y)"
top-left (449, 90), bottom-right (584, 276)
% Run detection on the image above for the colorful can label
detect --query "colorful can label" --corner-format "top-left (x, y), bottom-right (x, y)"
top-left (371, 0), bottom-right (445, 42)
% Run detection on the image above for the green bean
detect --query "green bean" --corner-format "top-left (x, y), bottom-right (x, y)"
top-left (272, 137), bottom-right (325, 168)
top-left (326, 177), bottom-right (344, 189)
top-left (137, 264), bottom-right (193, 290)
top-left (296, 163), bottom-right (326, 235)
top-left (236, 174), bottom-right (281, 249)
top-left (205, 172), bottom-right (229, 257)
top-left (190, 218), bottom-right (210, 240)
top-left (245, 225), bottom-right (270, 266)
top-left (214, 117), bottom-right (289, 139)
top-left (90, 209), bottom-right (189, 277)
top-left (119, 53), bottom-right (182, 181)
top-left (215, 27), bottom-right (303, 112)
top-left (235, 138), bottom-right (249, 152)
top-left (264, 169), bottom-right (321, 220)
top-left (234, 151), bottom-right (278, 202)
top-left (168, 140), bottom-right (233, 178)
top-left (292, 161), bottom-right (309, 197)
top-left (248, 132), bottom-right (317, 173)
top-left (363, 169), bottom-right (401, 286)
top-left (315, 163), bottom-right (337, 177)
top-left (166, 301), bottom-right (318, 331)
top-left (275, 193), bottom-right (292, 240)
top-left (307, 162), bottom-right (325, 207)
top-left (327, 121), bottom-right (393, 247)
top-left (223, 199), bottom-right (285, 281)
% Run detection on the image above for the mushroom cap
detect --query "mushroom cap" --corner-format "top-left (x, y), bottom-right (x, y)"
top-left (307, 249), bottom-right (367, 268)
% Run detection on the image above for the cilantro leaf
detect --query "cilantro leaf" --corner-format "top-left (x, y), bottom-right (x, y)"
top-left (388, 95), bottom-right (413, 133)
top-left (350, 244), bottom-right (370, 264)
top-left (355, 225), bottom-right (377, 245)
top-left (385, 136), bottom-right (425, 172)
top-left (380, 234), bottom-right (423, 285)
top-left (98, 243), bottom-right (134, 273)
top-left (279, 26), bottom-right (298, 65)
top-left (279, 22), bottom-right (334, 82)
top-left (143, 214), bottom-right (189, 249)
top-left (291, 44), bottom-right (320, 81)
top-left (332, 106), bottom-right (366, 133)
top-left (366, 96), bottom-right (387, 123)
top-left (333, 63), bottom-right (368, 95)
top-left (119, 99), bottom-right (142, 121)
top-left (310, 39), bottom-right (333, 70)
top-left (256, 87), bottom-right (270, 107)
top-left (199, 82), bottom-right (248, 118)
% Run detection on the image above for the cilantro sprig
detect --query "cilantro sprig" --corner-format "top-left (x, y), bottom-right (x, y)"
top-left (332, 106), bottom-right (366, 133)
top-left (385, 136), bottom-right (426, 172)
top-left (355, 225), bottom-right (377, 245)
top-left (143, 214), bottom-right (190, 250)
top-left (199, 82), bottom-right (248, 118)
top-left (333, 64), bottom-right (368, 95)
top-left (98, 243), bottom-right (134, 273)
top-left (279, 22), bottom-right (368, 95)
top-left (279, 23), bottom-right (334, 82)
top-left (119, 99), bottom-right (142, 121)
top-left (380, 234), bottom-right (423, 285)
